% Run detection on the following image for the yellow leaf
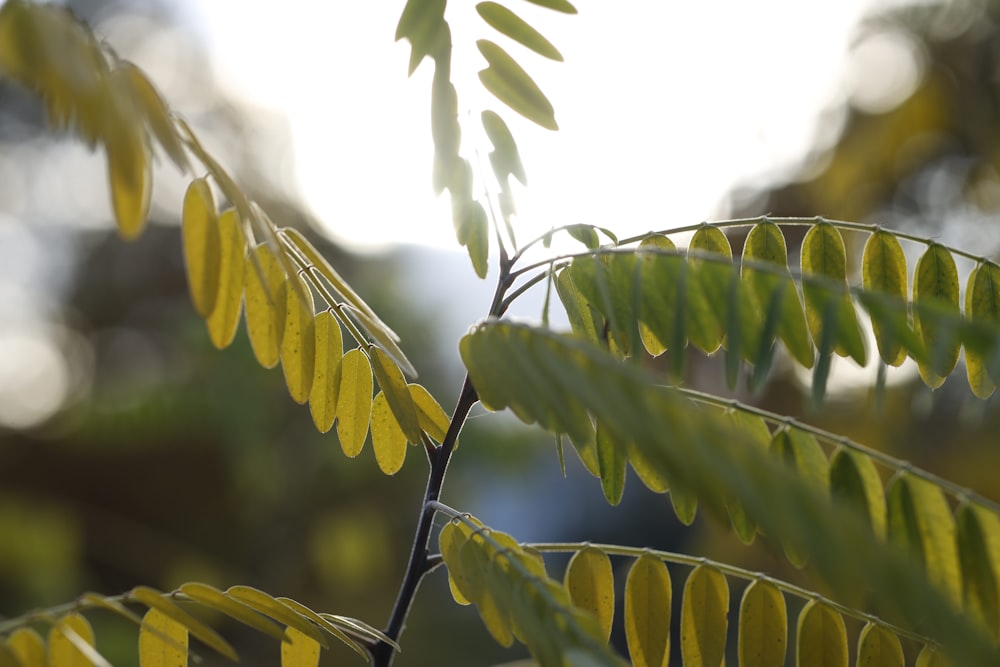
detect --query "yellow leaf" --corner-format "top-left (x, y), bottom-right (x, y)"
top-left (244, 243), bottom-right (287, 369)
top-left (564, 546), bottom-right (614, 642)
top-left (271, 597), bottom-right (369, 659)
top-left (7, 628), bottom-right (45, 667)
top-left (624, 554), bottom-right (671, 667)
top-left (369, 347), bottom-right (422, 443)
top-left (280, 272), bottom-right (315, 404)
top-left (681, 565), bottom-right (729, 667)
top-left (0, 644), bottom-right (21, 667)
top-left (459, 535), bottom-right (514, 647)
top-left (439, 520), bottom-right (474, 606)
top-left (139, 609), bottom-right (188, 667)
top-left (371, 391), bottom-right (407, 475)
top-left (225, 587), bottom-right (328, 649)
top-left (965, 261), bottom-right (1000, 398)
top-left (205, 208), bottom-right (246, 349)
top-left (49, 613), bottom-right (105, 667)
top-left (181, 177), bottom-right (220, 318)
top-left (178, 582), bottom-right (286, 641)
top-left (738, 579), bottom-right (786, 667)
top-left (107, 126), bottom-right (151, 241)
top-left (118, 61), bottom-right (189, 171)
top-left (280, 628), bottom-right (320, 667)
top-left (916, 645), bottom-right (953, 667)
top-left (796, 600), bottom-right (847, 667)
top-left (913, 243), bottom-right (961, 387)
top-left (408, 383), bottom-right (450, 444)
top-left (308, 310), bottom-right (342, 433)
top-left (862, 230), bottom-right (908, 366)
top-left (856, 622), bottom-right (904, 667)
top-left (128, 586), bottom-right (237, 661)
top-left (336, 348), bottom-right (373, 457)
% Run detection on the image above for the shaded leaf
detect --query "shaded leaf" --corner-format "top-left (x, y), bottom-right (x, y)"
top-left (309, 311), bottom-right (342, 433)
top-left (205, 208), bottom-right (246, 350)
top-left (244, 243), bottom-right (287, 369)
top-left (862, 230), bottom-right (908, 366)
top-left (336, 348), bottom-right (373, 457)
top-left (139, 609), bottom-right (188, 667)
top-left (624, 554), bottom-right (671, 667)
top-left (280, 272), bottom-right (316, 404)
top-left (181, 177), bottom-right (220, 318)
top-left (596, 422), bottom-right (626, 505)
top-left (965, 261), bottom-right (1000, 398)
top-left (857, 622), bottom-right (904, 667)
top-left (796, 600), bottom-right (847, 667)
top-left (916, 645), bottom-right (954, 667)
top-left (371, 391), bottom-right (407, 475)
top-left (829, 448), bottom-right (885, 539)
top-left (913, 243), bottom-right (961, 387)
top-left (564, 546), bottom-right (615, 642)
top-left (770, 426), bottom-right (828, 566)
top-left (956, 503), bottom-right (1000, 636)
top-left (738, 580), bottom-right (786, 667)
top-left (477, 40), bottom-right (557, 130)
top-left (680, 565), bottom-right (728, 667)
top-left (477, 2), bottom-right (563, 60)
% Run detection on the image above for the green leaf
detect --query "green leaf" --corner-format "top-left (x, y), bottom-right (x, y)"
top-left (281, 628), bottom-right (320, 667)
top-left (369, 347), bottom-right (423, 444)
top-left (796, 600), bottom-right (847, 667)
top-left (280, 272), bottom-right (316, 405)
top-left (828, 448), bottom-right (886, 539)
top-left (913, 243), bottom-right (961, 387)
top-left (477, 40), bottom-right (557, 130)
top-left (477, 2), bottom-right (563, 60)
top-left (564, 546), bottom-right (615, 642)
top-left (371, 391), bottom-right (408, 475)
top-left (567, 225), bottom-right (601, 250)
top-left (335, 348), bottom-right (373, 458)
top-left (965, 261), bottom-right (1000, 398)
top-left (521, 0), bottom-right (578, 12)
top-left (272, 598), bottom-right (371, 659)
top-left (856, 622), bottom-right (904, 667)
top-left (394, 0), bottom-right (448, 74)
top-left (624, 554), bottom-right (671, 667)
top-left (179, 582), bottom-right (287, 641)
top-left (680, 565), bottom-right (729, 667)
top-left (916, 645), bottom-right (954, 667)
top-left (482, 109), bottom-right (526, 185)
top-left (636, 235), bottom-right (681, 357)
top-left (244, 243), bottom-right (287, 369)
top-left (181, 178), bottom-right (220, 318)
top-left (556, 266), bottom-right (611, 351)
top-left (726, 411), bottom-right (770, 544)
top-left (862, 230), bottom-right (908, 366)
top-left (596, 422), bottom-right (626, 505)
top-left (670, 486), bottom-right (698, 526)
top-left (309, 310), bottom-right (343, 433)
top-left (687, 225), bottom-right (731, 354)
top-left (738, 580), bottom-right (786, 667)
top-left (770, 426), bottom-right (828, 566)
top-left (139, 609), bottom-right (188, 667)
top-left (205, 208), bottom-right (246, 350)
top-left (956, 503), bottom-right (1000, 636)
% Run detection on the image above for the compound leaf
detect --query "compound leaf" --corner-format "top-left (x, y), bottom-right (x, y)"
top-left (477, 2), bottom-right (563, 60)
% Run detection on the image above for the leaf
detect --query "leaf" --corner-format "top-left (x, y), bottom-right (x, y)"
top-left (107, 125), bottom-right (152, 241)
top-left (726, 411), bottom-right (770, 544)
top-left (956, 503), bottom-right (1000, 636)
top-left (281, 628), bottom-right (320, 667)
top-left (0, 644), bottom-right (21, 667)
top-left (624, 554), bottom-right (671, 667)
top-left (440, 520), bottom-right (473, 606)
top-left (856, 622), bottom-right (904, 667)
top-left (7, 628), bottom-right (45, 667)
top-left (796, 600), bottom-right (847, 667)
top-left (280, 272), bottom-right (316, 404)
top-left (913, 243), bottom-right (961, 387)
top-left (309, 311), bottom-right (342, 433)
top-left (916, 645), bottom-right (953, 667)
top-left (179, 582), bottom-right (286, 642)
top-left (482, 110), bottom-right (526, 185)
top-left (885, 473), bottom-right (961, 604)
top-left (567, 225), bottom-right (601, 250)
top-left (205, 208), bottom-right (246, 349)
top-left (477, 40), bottom-right (557, 130)
top-left (670, 486), bottom-right (699, 526)
top-left (271, 598), bottom-right (370, 659)
top-left (139, 609), bottom-right (188, 667)
top-left (181, 178), bottom-right (220, 318)
top-left (118, 61), bottom-right (188, 171)
top-left (336, 348), bottom-right (373, 457)
top-left (224, 586), bottom-right (329, 649)
top-left (636, 235), bottom-right (680, 357)
top-left (965, 261), bottom-right (1000, 398)
top-left (369, 347), bottom-right (423, 444)
top-left (770, 426), bottom-right (828, 566)
top-left (738, 579), bottom-right (786, 667)
top-left (371, 391), bottom-right (407, 475)
top-left (564, 546), bottom-right (615, 642)
top-left (521, 0), bottom-right (578, 12)
top-left (49, 613), bottom-right (108, 667)
top-left (687, 225), bottom-right (731, 354)
top-left (862, 230), bottom-right (908, 366)
top-left (596, 422), bottom-right (626, 505)
top-left (477, 2), bottom-right (563, 60)
top-left (801, 221), bottom-right (866, 365)
top-left (394, 0), bottom-right (449, 75)
top-left (408, 383), bottom-right (450, 444)
top-left (829, 448), bottom-right (885, 539)
top-left (128, 586), bottom-right (238, 661)
top-left (244, 243), bottom-right (287, 369)
top-left (680, 565), bottom-right (729, 667)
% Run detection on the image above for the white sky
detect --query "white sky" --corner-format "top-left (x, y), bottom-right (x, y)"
top-left (191, 1), bottom-right (880, 252)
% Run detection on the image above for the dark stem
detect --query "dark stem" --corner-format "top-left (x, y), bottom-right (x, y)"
top-left (370, 376), bottom-right (478, 667)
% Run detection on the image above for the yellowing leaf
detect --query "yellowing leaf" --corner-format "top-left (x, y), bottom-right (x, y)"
top-left (687, 225), bottom-right (731, 354)
top-left (680, 565), bottom-right (729, 667)
top-left (118, 61), bottom-right (188, 171)
top-left (956, 503), bottom-right (1000, 636)
top-left (862, 230), bottom-right (908, 366)
top-left (7, 628), bottom-right (45, 667)
top-left (128, 586), bottom-right (237, 661)
top-left (439, 520), bottom-right (473, 606)
top-left (459, 536), bottom-right (514, 647)
top-left (244, 243), bottom-right (287, 369)
top-left (738, 580), bottom-right (786, 667)
top-left (564, 546), bottom-right (614, 642)
top-left (225, 586), bottom-right (328, 649)
top-left (408, 383), bottom-right (450, 444)
top-left (965, 261), bottom-right (1000, 398)
top-left (625, 554), bottom-right (671, 667)
top-left (280, 273), bottom-right (315, 404)
top-left (477, 40), bottom-right (557, 130)
top-left (107, 127), bottom-right (152, 241)
top-left (271, 598), bottom-right (369, 659)
top-left (179, 582), bottom-right (286, 641)
top-left (139, 609), bottom-right (188, 667)
top-left (181, 177), bottom-right (220, 318)
top-left (49, 613), bottom-right (105, 667)
top-left (637, 235), bottom-right (680, 357)
top-left (336, 348), bottom-right (373, 457)
top-left (856, 622), bottom-right (904, 667)
top-left (205, 208), bottom-right (246, 349)
top-left (913, 243), bottom-right (961, 387)
top-left (371, 391), bottom-right (407, 475)
top-left (796, 600), bottom-right (847, 667)
top-left (280, 628), bottom-right (320, 667)
top-left (596, 422), bottom-right (626, 506)
top-left (309, 310), bottom-right (342, 433)
top-left (369, 347), bottom-right (422, 444)
top-left (829, 448), bottom-right (886, 539)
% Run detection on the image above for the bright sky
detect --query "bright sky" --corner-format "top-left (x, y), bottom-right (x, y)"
top-left (192, 1), bottom-right (879, 252)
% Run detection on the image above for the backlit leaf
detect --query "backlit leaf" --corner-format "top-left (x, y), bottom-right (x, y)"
top-left (49, 614), bottom-right (103, 667)
top-left (477, 40), bottom-right (557, 130)
top-left (521, 0), bottom-right (578, 12)
top-left (856, 622), bottom-right (904, 667)
top-left (181, 177), bottom-right (220, 318)
top-left (913, 243), bottom-right (961, 387)
top-left (636, 235), bottom-right (680, 357)
top-left (796, 600), bottom-right (847, 667)
top-left (369, 347), bottom-right (422, 444)
top-left (280, 272), bottom-right (315, 404)
top-left (139, 609), bottom-right (188, 667)
top-left (107, 126), bottom-right (151, 241)
top-left (272, 598), bottom-right (369, 658)
top-left (965, 261), bottom-right (1000, 398)
top-left (179, 582), bottom-right (286, 641)
top-left (244, 243), bottom-right (287, 369)
top-left (726, 412), bottom-right (770, 544)
top-left (225, 586), bottom-right (329, 649)
top-left (862, 230), bottom-right (908, 366)
top-left (459, 536), bottom-right (514, 647)
top-left (567, 225), bottom-right (601, 250)
top-left (205, 208), bottom-right (246, 349)
top-left (738, 580), bottom-right (786, 667)
top-left (687, 225), bottom-right (731, 354)
top-left (670, 486), bottom-right (698, 526)
top-left (281, 628), bottom-right (320, 667)
top-left (956, 503), bottom-right (1000, 636)
top-left (371, 391), bottom-right (407, 475)
top-left (829, 448), bottom-right (885, 539)
top-left (770, 426), bottom-right (828, 565)
top-left (564, 546), bottom-right (614, 642)
top-left (336, 348), bottom-right (373, 457)
top-left (680, 565), bottom-right (728, 667)
top-left (409, 383), bottom-right (450, 444)
top-left (477, 2), bottom-right (563, 60)
top-left (128, 586), bottom-right (237, 661)
top-left (440, 520), bottom-right (473, 606)
top-left (624, 554), bottom-right (671, 667)
top-left (7, 628), bottom-right (45, 667)
top-left (119, 61), bottom-right (188, 171)
top-left (482, 110), bottom-right (526, 185)
top-left (596, 422), bottom-right (626, 505)
top-left (309, 311), bottom-right (342, 433)
top-left (394, 0), bottom-right (448, 75)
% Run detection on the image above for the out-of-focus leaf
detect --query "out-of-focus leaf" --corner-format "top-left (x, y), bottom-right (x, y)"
top-left (118, 61), bottom-right (188, 171)
top-left (205, 208), bottom-right (246, 349)
top-left (244, 243), bottom-right (287, 369)
top-left (370, 347), bottom-right (422, 444)
top-left (128, 586), bottom-right (237, 661)
top-left (139, 609), bottom-right (188, 667)
top-left (336, 348), bottom-right (373, 457)
top-left (409, 383), bottom-right (450, 444)
top-left (280, 272), bottom-right (316, 404)
top-left (477, 3), bottom-right (563, 60)
top-left (309, 311), bottom-right (342, 433)
top-left (796, 600), bottom-right (847, 667)
top-left (521, 0), bottom-right (578, 12)
top-left (7, 628), bottom-right (45, 667)
top-left (916, 645), bottom-right (953, 667)
top-left (965, 261), bottom-right (1000, 398)
top-left (564, 546), bottom-right (614, 642)
top-left (49, 613), bottom-right (108, 667)
top-left (862, 230), bottom-right (908, 366)
top-left (181, 179), bottom-right (220, 318)
top-left (829, 448), bottom-right (886, 539)
top-left (857, 622), bottom-right (904, 667)
top-left (770, 426), bottom-right (828, 566)
top-left (956, 503), bottom-right (1000, 636)
top-left (624, 554), bottom-right (671, 667)
top-left (394, 0), bottom-right (448, 74)
top-left (680, 565), bottom-right (729, 667)
top-left (477, 40), bottom-right (557, 130)
top-left (107, 126), bottom-right (152, 241)
top-left (371, 391), bottom-right (407, 475)
top-left (482, 110), bottom-right (526, 185)
top-left (179, 582), bottom-right (286, 641)
top-left (596, 422), bottom-right (626, 505)
top-left (913, 243), bottom-right (961, 387)
top-left (281, 628), bottom-right (320, 667)
top-left (738, 579), bottom-right (786, 667)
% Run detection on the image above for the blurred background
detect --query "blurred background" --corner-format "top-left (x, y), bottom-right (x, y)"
top-left (2, 0), bottom-right (1000, 665)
